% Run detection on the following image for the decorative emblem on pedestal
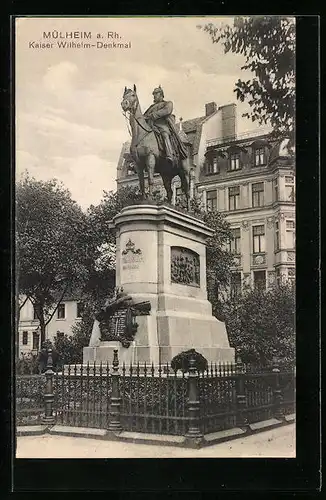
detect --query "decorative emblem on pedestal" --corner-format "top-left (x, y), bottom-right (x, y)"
top-left (96, 288), bottom-right (151, 348)
top-left (122, 238), bottom-right (142, 255)
top-left (171, 246), bottom-right (200, 287)
top-left (241, 220), bottom-right (250, 231)
top-left (121, 238), bottom-right (143, 270)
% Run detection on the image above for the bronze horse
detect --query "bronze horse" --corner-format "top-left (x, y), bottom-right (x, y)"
top-left (121, 85), bottom-right (191, 206)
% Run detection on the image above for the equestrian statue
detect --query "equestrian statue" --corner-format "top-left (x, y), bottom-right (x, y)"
top-left (121, 84), bottom-right (191, 207)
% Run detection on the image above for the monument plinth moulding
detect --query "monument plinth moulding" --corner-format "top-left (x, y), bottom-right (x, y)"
top-left (83, 203), bottom-right (234, 366)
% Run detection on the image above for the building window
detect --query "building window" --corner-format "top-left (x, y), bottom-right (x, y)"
top-left (32, 332), bottom-right (39, 350)
top-left (229, 153), bottom-right (241, 171)
top-left (175, 186), bottom-right (182, 203)
top-left (252, 225), bottom-right (265, 253)
top-left (77, 302), bottom-right (84, 318)
top-left (212, 157), bottom-right (219, 173)
top-left (56, 331), bottom-right (64, 339)
top-left (230, 272), bottom-right (242, 298)
top-left (254, 270), bottom-right (266, 291)
top-left (254, 147), bottom-right (266, 166)
top-left (228, 186), bottom-right (240, 211)
top-left (206, 190), bottom-right (217, 211)
top-left (22, 331), bottom-right (28, 345)
top-left (207, 156), bottom-right (219, 174)
top-left (212, 156), bottom-right (219, 174)
top-left (285, 176), bottom-right (295, 202)
top-left (252, 182), bottom-right (264, 208)
top-left (285, 220), bottom-right (295, 249)
top-left (57, 303), bottom-right (65, 319)
top-left (273, 178), bottom-right (279, 202)
top-left (33, 307), bottom-right (38, 320)
top-left (275, 221), bottom-right (280, 251)
top-left (229, 228), bottom-right (241, 254)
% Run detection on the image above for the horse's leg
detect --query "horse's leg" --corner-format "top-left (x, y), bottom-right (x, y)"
top-left (161, 173), bottom-right (173, 204)
top-left (179, 160), bottom-right (191, 210)
top-left (136, 165), bottom-right (145, 199)
top-left (146, 153), bottom-right (156, 198)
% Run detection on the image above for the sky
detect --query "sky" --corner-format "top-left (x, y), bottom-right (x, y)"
top-left (16, 16), bottom-right (267, 209)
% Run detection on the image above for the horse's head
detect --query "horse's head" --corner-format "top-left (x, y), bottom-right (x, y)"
top-left (121, 84), bottom-right (138, 113)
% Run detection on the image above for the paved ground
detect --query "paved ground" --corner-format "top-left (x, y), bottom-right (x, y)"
top-left (16, 424), bottom-right (295, 458)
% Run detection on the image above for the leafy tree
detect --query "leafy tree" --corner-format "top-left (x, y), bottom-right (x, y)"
top-left (199, 16), bottom-right (295, 141)
top-left (220, 281), bottom-right (295, 366)
top-left (16, 175), bottom-right (95, 344)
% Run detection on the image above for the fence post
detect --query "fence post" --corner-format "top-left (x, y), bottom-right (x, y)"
top-left (184, 354), bottom-right (203, 447)
top-left (42, 348), bottom-right (55, 426)
top-left (108, 349), bottom-right (122, 433)
top-left (272, 352), bottom-right (284, 421)
top-left (235, 352), bottom-right (249, 430)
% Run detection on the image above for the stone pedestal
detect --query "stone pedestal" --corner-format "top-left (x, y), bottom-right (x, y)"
top-left (83, 203), bottom-right (234, 366)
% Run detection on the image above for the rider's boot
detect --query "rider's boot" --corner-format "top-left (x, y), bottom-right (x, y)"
top-left (161, 132), bottom-right (174, 162)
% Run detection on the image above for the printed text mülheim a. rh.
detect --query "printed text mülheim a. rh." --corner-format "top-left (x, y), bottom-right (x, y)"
top-left (42, 31), bottom-right (123, 39)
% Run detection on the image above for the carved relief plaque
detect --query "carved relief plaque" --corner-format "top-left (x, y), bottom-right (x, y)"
top-left (171, 246), bottom-right (200, 287)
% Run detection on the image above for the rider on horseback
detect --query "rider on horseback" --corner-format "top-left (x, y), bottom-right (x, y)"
top-left (144, 86), bottom-right (188, 164)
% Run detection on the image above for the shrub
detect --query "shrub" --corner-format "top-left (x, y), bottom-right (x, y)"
top-left (171, 349), bottom-right (208, 373)
top-left (221, 282), bottom-right (295, 366)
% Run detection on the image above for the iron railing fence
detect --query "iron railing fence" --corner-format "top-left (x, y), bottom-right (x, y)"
top-left (16, 374), bottom-right (45, 426)
top-left (119, 363), bottom-right (188, 435)
top-left (199, 367), bottom-right (237, 434)
top-left (279, 371), bottom-right (296, 415)
top-left (53, 363), bottom-right (112, 429)
top-left (16, 349), bottom-right (296, 438)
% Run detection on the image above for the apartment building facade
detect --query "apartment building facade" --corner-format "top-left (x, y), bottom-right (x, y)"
top-left (197, 133), bottom-right (295, 294)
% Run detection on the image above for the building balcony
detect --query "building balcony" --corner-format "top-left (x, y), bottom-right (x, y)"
top-left (251, 253), bottom-right (267, 267)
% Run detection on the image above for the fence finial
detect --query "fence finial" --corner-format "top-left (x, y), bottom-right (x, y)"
top-left (46, 347), bottom-right (53, 371)
top-left (113, 349), bottom-right (119, 371)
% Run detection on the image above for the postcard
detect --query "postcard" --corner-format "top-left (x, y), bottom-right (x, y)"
top-left (15, 16), bottom-right (296, 460)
